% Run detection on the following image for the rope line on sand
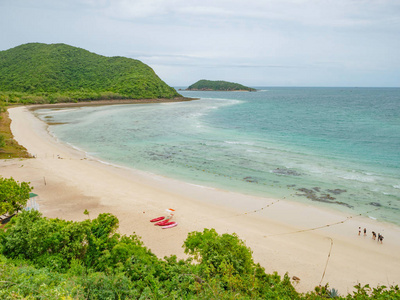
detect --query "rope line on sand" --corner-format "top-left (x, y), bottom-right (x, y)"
top-left (189, 199), bottom-right (282, 225)
top-left (240, 199), bottom-right (281, 216)
top-left (222, 199), bottom-right (281, 219)
top-left (263, 208), bottom-right (380, 238)
top-left (319, 237), bottom-right (333, 286)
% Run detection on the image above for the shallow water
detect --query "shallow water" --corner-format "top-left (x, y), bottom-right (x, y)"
top-left (36, 87), bottom-right (400, 225)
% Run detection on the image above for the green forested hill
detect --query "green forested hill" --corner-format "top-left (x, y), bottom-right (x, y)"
top-left (187, 79), bottom-right (256, 91)
top-left (0, 43), bottom-right (181, 103)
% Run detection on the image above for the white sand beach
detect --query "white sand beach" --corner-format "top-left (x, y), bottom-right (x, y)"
top-left (2, 105), bottom-right (400, 294)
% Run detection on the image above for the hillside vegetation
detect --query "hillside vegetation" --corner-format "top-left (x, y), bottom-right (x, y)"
top-left (0, 208), bottom-right (398, 299)
top-left (0, 43), bottom-right (181, 103)
top-left (187, 79), bottom-right (256, 91)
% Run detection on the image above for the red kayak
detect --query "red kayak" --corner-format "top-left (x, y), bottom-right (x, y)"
top-left (162, 221), bottom-right (175, 226)
top-left (155, 219), bottom-right (169, 226)
top-left (150, 216), bottom-right (165, 222)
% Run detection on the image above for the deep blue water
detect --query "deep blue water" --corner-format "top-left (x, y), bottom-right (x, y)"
top-left (36, 87), bottom-right (400, 225)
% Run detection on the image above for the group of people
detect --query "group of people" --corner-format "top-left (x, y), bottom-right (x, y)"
top-left (358, 227), bottom-right (384, 243)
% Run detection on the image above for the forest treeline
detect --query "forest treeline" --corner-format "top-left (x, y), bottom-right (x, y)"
top-left (0, 43), bottom-right (181, 104)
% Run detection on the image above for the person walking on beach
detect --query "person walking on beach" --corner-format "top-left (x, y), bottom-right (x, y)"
top-left (372, 231), bottom-right (376, 240)
top-left (358, 227), bottom-right (361, 236)
top-left (378, 234), bottom-right (384, 244)
top-left (363, 228), bottom-right (367, 236)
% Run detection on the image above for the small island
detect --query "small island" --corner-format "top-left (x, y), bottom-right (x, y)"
top-left (186, 80), bottom-right (256, 92)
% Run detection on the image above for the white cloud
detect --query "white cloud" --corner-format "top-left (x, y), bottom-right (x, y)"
top-left (89, 0), bottom-right (400, 29)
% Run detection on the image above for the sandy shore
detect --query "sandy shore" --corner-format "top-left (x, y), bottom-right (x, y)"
top-left (27, 97), bottom-right (196, 110)
top-left (2, 105), bottom-right (400, 294)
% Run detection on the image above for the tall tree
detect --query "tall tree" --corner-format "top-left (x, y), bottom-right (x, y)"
top-left (0, 177), bottom-right (32, 215)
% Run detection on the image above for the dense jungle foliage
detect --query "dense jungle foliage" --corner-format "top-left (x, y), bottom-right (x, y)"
top-left (0, 43), bottom-right (181, 104)
top-left (0, 210), bottom-right (399, 299)
top-left (187, 80), bottom-right (256, 91)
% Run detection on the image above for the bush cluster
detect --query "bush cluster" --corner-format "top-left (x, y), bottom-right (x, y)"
top-left (0, 211), bottom-right (398, 299)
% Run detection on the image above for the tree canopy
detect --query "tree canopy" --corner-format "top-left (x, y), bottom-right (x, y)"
top-left (0, 177), bottom-right (32, 215)
top-left (0, 43), bottom-right (181, 104)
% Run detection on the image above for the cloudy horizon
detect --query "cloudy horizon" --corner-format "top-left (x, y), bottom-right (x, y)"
top-left (1, 0), bottom-right (399, 87)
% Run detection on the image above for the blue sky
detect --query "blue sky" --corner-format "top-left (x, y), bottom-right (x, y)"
top-left (1, 0), bottom-right (399, 87)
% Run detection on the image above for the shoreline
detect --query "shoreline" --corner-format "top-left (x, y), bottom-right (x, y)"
top-left (2, 105), bottom-right (400, 294)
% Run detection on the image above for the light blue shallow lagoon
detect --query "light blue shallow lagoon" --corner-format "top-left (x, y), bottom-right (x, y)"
top-left (36, 87), bottom-right (400, 225)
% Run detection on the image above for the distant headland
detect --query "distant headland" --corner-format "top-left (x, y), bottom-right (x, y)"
top-left (0, 43), bottom-right (183, 104)
top-left (186, 80), bottom-right (256, 92)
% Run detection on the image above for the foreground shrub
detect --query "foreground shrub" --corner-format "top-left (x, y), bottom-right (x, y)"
top-left (1, 211), bottom-right (399, 299)
top-left (0, 255), bottom-right (84, 299)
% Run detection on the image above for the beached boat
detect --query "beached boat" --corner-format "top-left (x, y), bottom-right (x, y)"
top-left (155, 219), bottom-right (170, 226)
top-left (162, 222), bottom-right (178, 229)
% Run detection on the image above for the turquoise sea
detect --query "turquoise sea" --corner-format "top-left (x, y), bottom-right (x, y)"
top-left (36, 87), bottom-right (400, 225)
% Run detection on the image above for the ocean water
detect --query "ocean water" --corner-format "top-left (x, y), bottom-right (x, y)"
top-left (35, 87), bottom-right (400, 225)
